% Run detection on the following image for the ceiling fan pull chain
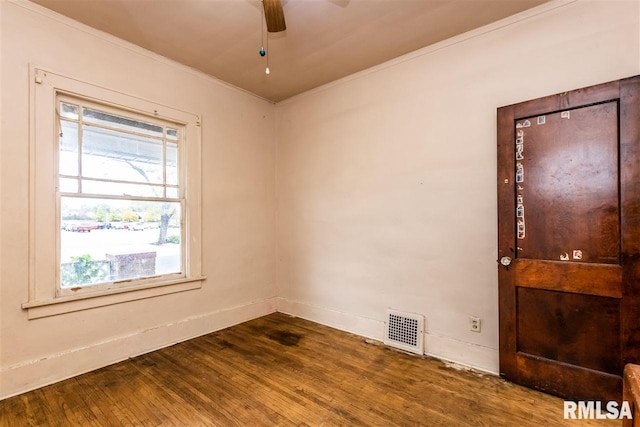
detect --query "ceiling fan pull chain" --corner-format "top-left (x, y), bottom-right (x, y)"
top-left (259, 0), bottom-right (270, 75)
top-left (265, 31), bottom-right (270, 75)
top-left (259, 1), bottom-right (266, 57)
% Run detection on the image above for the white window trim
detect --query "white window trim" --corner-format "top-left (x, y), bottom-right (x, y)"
top-left (24, 66), bottom-right (204, 319)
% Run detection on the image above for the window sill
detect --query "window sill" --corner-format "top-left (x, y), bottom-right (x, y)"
top-left (22, 276), bottom-right (205, 319)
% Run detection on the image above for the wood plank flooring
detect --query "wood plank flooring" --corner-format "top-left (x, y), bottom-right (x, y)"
top-left (0, 313), bottom-right (618, 426)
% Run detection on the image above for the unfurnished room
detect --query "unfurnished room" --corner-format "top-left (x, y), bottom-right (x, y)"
top-left (1, 0), bottom-right (640, 425)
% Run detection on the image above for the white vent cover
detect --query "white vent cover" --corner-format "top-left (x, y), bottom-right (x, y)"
top-left (383, 309), bottom-right (424, 355)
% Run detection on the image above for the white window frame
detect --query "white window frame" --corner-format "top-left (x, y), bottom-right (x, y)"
top-left (24, 67), bottom-right (204, 319)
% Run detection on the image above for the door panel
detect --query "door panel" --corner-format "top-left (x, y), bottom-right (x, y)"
top-left (516, 288), bottom-right (621, 375)
top-left (498, 76), bottom-right (640, 402)
top-left (516, 102), bottom-right (619, 264)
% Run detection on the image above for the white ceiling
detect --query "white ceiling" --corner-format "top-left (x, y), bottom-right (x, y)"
top-left (30, 0), bottom-right (549, 102)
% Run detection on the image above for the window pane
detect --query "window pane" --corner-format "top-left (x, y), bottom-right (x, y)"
top-left (166, 187), bottom-right (178, 198)
top-left (60, 197), bottom-right (182, 288)
top-left (59, 177), bottom-right (78, 193)
top-left (82, 125), bottom-right (164, 184)
top-left (82, 179), bottom-right (166, 198)
top-left (59, 121), bottom-right (79, 176)
top-left (167, 128), bottom-right (178, 141)
top-left (83, 107), bottom-right (163, 138)
top-left (167, 142), bottom-right (178, 185)
top-left (59, 102), bottom-right (79, 120)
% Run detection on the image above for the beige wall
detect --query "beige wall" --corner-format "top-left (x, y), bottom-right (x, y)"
top-left (275, 0), bottom-right (640, 372)
top-left (0, 1), bottom-right (277, 398)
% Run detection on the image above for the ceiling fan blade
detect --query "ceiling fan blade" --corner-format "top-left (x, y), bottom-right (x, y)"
top-left (263, 0), bottom-right (286, 33)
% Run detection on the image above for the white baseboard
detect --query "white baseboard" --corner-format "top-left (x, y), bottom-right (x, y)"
top-left (276, 297), bottom-right (384, 340)
top-left (1, 296), bottom-right (499, 400)
top-left (426, 333), bottom-right (499, 375)
top-left (0, 297), bottom-right (277, 400)
top-left (276, 297), bottom-right (499, 375)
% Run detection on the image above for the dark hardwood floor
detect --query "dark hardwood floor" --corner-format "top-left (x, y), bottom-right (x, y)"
top-left (0, 313), bottom-right (617, 426)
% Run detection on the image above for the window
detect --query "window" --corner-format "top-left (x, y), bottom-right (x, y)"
top-left (58, 96), bottom-right (184, 293)
top-left (25, 68), bottom-right (203, 318)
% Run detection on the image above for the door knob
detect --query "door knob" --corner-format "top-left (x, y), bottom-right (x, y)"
top-left (500, 256), bottom-right (512, 266)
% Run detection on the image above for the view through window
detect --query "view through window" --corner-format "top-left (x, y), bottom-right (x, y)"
top-left (58, 97), bottom-right (184, 291)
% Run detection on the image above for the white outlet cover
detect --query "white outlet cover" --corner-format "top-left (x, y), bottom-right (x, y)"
top-left (470, 316), bottom-right (481, 332)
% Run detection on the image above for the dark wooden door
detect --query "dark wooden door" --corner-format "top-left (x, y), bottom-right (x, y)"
top-left (497, 76), bottom-right (640, 402)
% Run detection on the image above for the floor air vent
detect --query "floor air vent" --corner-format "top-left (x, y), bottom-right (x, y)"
top-left (383, 309), bottom-right (424, 355)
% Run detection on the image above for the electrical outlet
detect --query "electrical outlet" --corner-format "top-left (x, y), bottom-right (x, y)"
top-left (470, 316), bottom-right (481, 333)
